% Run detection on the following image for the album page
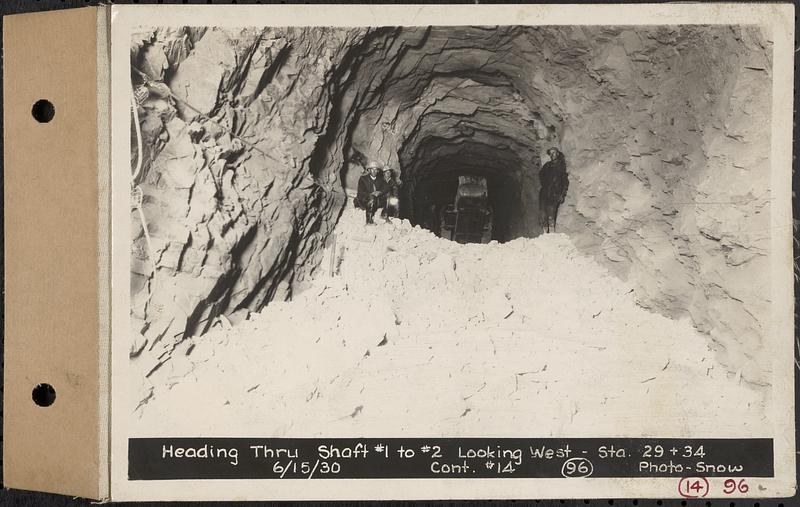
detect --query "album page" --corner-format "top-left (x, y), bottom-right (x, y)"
top-left (109, 4), bottom-right (795, 500)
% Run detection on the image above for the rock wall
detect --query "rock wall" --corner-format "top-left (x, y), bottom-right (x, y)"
top-left (130, 25), bottom-right (773, 383)
top-left (130, 26), bottom-right (371, 353)
top-left (551, 27), bottom-right (773, 385)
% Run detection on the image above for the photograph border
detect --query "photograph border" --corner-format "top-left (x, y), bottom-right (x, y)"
top-left (104, 1), bottom-right (795, 502)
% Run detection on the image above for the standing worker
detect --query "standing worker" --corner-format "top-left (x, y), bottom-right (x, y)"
top-left (538, 147), bottom-right (569, 233)
top-left (354, 162), bottom-right (387, 225)
top-left (381, 167), bottom-right (400, 221)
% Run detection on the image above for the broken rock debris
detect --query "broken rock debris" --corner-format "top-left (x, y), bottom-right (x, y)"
top-left (135, 209), bottom-right (763, 437)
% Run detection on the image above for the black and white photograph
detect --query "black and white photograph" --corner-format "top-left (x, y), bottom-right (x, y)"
top-left (111, 4), bottom-right (795, 500)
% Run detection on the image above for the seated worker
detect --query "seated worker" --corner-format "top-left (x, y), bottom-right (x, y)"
top-left (381, 167), bottom-right (400, 221)
top-left (354, 162), bottom-right (387, 224)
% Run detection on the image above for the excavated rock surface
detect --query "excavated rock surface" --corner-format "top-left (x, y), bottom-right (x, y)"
top-left (130, 25), bottom-right (773, 384)
top-left (130, 26), bottom-right (371, 353)
top-left (134, 209), bottom-right (764, 436)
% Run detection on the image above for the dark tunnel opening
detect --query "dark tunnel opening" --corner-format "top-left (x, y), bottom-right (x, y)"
top-left (395, 134), bottom-right (543, 243)
top-left (402, 168), bottom-right (524, 244)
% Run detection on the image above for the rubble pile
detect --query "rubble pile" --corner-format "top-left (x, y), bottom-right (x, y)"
top-left (135, 208), bottom-right (763, 436)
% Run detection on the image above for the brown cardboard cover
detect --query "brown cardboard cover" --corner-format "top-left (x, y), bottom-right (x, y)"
top-left (3, 7), bottom-right (106, 500)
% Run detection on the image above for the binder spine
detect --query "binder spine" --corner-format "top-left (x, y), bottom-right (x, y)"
top-left (3, 6), bottom-right (109, 500)
top-left (96, 4), bottom-right (112, 500)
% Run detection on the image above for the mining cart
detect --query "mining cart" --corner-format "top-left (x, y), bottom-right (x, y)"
top-left (441, 175), bottom-right (492, 243)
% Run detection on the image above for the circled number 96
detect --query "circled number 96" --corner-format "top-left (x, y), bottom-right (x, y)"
top-left (561, 457), bottom-right (594, 478)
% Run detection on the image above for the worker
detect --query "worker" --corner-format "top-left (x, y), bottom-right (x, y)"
top-left (381, 167), bottom-right (400, 221)
top-left (538, 147), bottom-right (569, 233)
top-left (354, 162), bottom-right (387, 224)
top-left (429, 203), bottom-right (442, 237)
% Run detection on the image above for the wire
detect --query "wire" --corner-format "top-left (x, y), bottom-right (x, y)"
top-left (131, 83), bottom-right (158, 311)
top-left (131, 90), bottom-right (144, 183)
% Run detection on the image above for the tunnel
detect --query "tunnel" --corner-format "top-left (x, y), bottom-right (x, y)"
top-left (130, 22), bottom-right (773, 385)
top-left (335, 26), bottom-right (564, 243)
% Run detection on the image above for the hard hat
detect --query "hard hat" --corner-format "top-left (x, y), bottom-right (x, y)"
top-left (366, 161), bottom-right (381, 170)
top-left (382, 166), bottom-right (393, 173)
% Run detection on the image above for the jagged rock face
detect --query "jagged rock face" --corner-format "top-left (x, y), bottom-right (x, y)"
top-left (130, 26), bottom-right (371, 351)
top-left (553, 27), bottom-right (773, 386)
top-left (130, 25), bottom-right (772, 383)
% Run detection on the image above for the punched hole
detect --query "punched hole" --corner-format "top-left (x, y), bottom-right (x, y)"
top-left (31, 99), bottom-right (55, 123)
top-left (32, 383), bottom-right (56, 407)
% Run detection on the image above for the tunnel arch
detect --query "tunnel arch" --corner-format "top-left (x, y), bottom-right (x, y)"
top-left (335, 26), bottom-right (565, 242)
